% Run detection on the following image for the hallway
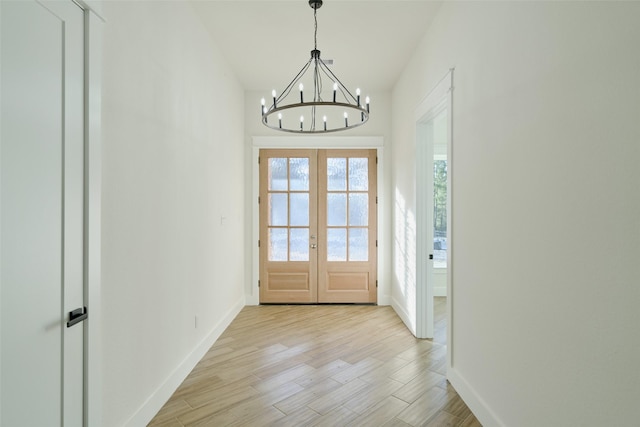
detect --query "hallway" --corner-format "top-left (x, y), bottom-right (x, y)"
top-left (149, 299), bottom-right (480, 426)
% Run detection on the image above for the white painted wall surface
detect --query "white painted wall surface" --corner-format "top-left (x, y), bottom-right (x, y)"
top-left (392, 2), bottom-right (640, 426)
top-left (243, 90), bottom-right (393, 305)
top-left (101, 2), bottom-right (245, 425)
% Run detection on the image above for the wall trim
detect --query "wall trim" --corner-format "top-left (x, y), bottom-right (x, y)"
top-left (84, 6), bottom-right (103, 427)
top-left (253, 136), bottom-right (383, 149)
top-left (415, 69), bottom-right (453, 340)
top-left (448, 367), bottom-right (505, 427)
top-left (124, 296), bottom-right (245, 427)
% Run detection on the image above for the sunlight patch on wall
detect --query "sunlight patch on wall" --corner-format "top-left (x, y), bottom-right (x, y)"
top-left (394, 186), bottom-right (417, 333)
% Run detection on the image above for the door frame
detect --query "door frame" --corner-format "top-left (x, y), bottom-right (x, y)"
top-left (250, 137), bottom-right (385, 305)
top-left (415, 70), bottom-right (453, 355)
top-left (78, 2), bottom-right (105, 426)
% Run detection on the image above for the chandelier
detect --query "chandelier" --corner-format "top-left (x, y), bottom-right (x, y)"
top-left (261, 0), bottom-right (370, 134)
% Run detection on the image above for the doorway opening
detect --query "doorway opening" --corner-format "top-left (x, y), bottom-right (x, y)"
top-left (416, 70), bottom-right (453, 351)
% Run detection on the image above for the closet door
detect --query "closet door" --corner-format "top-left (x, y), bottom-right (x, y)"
top-left (1, 1), bottom-right (86, 425)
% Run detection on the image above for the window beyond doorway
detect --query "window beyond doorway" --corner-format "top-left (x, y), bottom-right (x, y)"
top-left (433, 159), bottom-right (447, 269)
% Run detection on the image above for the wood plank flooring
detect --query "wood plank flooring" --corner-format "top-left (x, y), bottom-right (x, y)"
top-left (149, 298), bottom-right (481, 426)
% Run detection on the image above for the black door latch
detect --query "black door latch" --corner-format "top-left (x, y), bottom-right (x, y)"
top-left (67, 307), bottom-right (88, 328)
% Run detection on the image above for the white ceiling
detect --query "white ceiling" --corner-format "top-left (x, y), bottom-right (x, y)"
top-left (191, 0), bottom-right (443, 92)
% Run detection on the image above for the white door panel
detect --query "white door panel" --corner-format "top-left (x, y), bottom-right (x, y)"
top-left (1, 1), bottom-right (85, 425)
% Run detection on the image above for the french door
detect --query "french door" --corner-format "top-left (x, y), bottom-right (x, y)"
top-left (259, 149), bottom-right (377, 303)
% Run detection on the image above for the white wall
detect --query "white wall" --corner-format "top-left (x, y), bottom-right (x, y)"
top-left (244, 90), bottom-right (393, 304)
top-left (392, 1), bottom-right (640, 426)
top-left (101, 2), bottom-right (245, 425)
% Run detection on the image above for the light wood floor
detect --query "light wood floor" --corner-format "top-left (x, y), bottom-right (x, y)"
top-left (149, 298), bottom-right (481, 426)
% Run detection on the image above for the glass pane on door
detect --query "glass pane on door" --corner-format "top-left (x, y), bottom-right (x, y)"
top-left (269, 193), bottom-right (288, 226)
top-left (327, 158), bottom-right (347, 191)
top-left (348, 193), bottom-right (368, 226)
top-left (327, 228), bottom-right (347, 261)
top-left (289, 158), bottom-right (309, 191)
top-left (290, 193), bottom-right (309, 226)
top-left (348, 158), bottom-right (368, 191)
top-left (269, 228), bottom-right (287, 261)
top-left (268, 158), bottom-right (287, 191)
top-left (326, 157), bottom-right (369, 262)
top-left (327, 193), bottom-right (346, 226)
top-left (349, 228), bottom-right (368, 261)
top-left (267, 156), bottom-right (310, 262)
top-left (289, 229), bottom-right (309, 261)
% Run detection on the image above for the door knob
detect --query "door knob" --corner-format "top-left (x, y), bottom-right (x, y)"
top-left (310, 243), bottom-right (317, 249)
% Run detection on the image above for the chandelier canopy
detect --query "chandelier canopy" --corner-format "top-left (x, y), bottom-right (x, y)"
top-left (261, 0), bottom-right (370, 134)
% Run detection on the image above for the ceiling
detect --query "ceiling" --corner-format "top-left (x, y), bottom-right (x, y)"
top-left (191, 0), bottom-right (443, 92)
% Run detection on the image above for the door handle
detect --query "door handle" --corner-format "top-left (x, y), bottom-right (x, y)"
top-left (429, 254), bottom-right (433, 260)
top-left (310, 243), bottom-right (317, 249)
top-left (67, 307), bottom-right (88, 328)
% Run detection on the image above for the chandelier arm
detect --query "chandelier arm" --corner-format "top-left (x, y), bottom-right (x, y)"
top-left (275, 58), bottom-right (313, 107)
top-left (313, 58), bottom-right (323, 102)
top-left (317, 59), bottom-right (324, 101)
top-left (317, 60), bottom-right (358, 104)
top-left (313, 59), bottom-right (318, 102)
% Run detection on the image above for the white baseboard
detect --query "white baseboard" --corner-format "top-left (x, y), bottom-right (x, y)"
top-left (447, 366), bottom-right (504, 427)
top-left (125, 296), bottom-right (245, 427)
top-left (391, 297), bottom-right (416, 336)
